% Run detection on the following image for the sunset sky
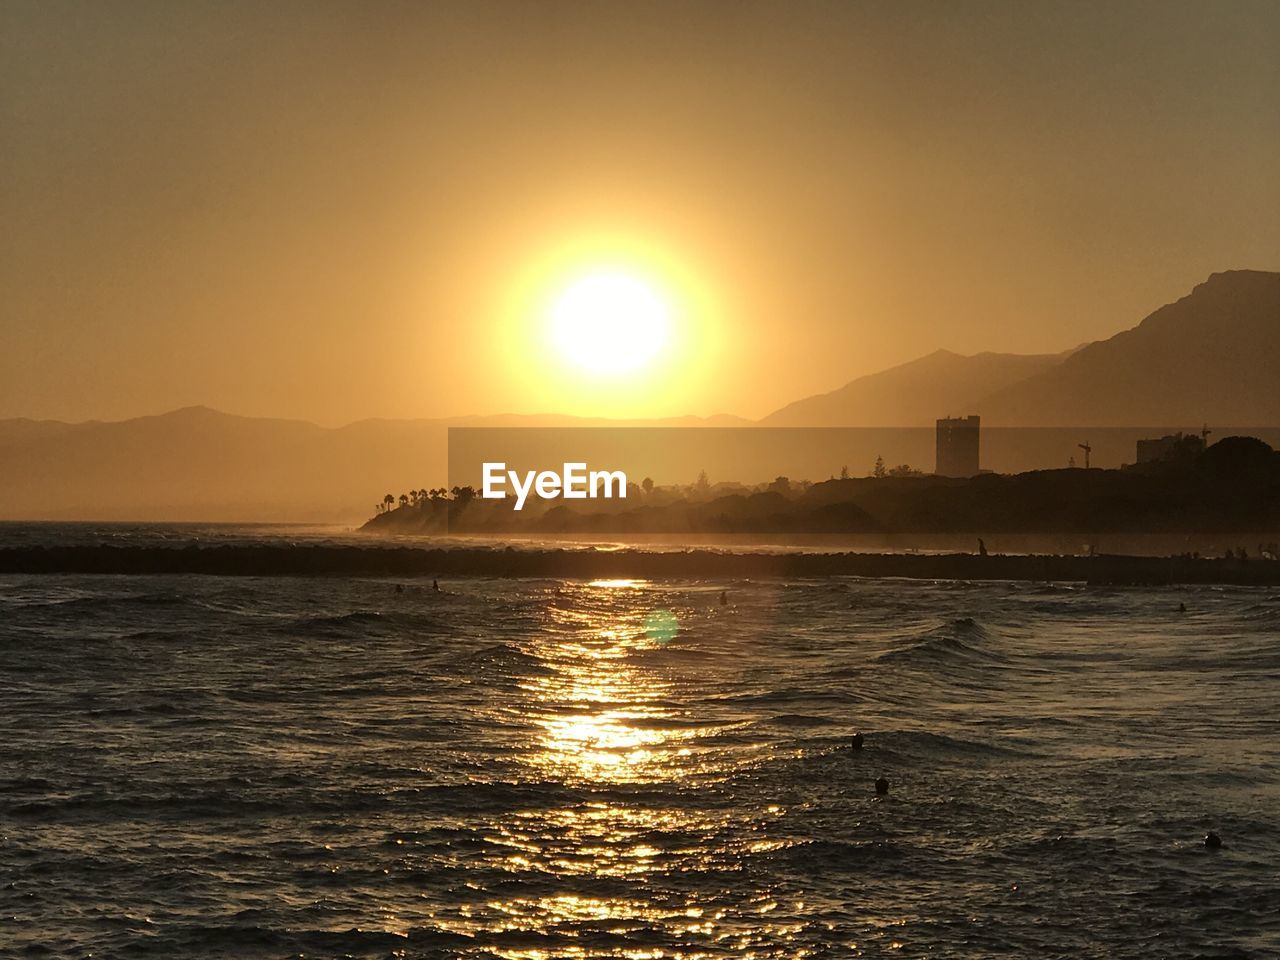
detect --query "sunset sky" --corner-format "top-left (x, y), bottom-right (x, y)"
top-left (3, 0), bottom-right (1278, 424)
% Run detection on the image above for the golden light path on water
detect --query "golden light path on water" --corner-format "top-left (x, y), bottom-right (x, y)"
top-left (434, 578), bottom-right (822, 958)
top-left (5, 571), bottom-right (1271, 956)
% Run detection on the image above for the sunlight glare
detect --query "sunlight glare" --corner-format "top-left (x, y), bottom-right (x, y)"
top-left (550, 272), bottom-right (671, 375)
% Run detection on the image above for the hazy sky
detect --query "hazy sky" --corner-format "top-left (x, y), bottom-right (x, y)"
top-left (3, 0), bottom-right (1278, 424)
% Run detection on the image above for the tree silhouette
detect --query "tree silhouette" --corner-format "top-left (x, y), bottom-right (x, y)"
top-left (873, 456), bottom-right (886, 479)
top-left (641, 476), bottom-right (654, 496)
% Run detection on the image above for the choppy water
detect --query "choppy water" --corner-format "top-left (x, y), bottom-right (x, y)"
top-left (1, 572), bottom-right (1278, 958)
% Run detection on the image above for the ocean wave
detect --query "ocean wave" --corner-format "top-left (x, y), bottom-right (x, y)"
top-left (716, 687), bottom-right (869, 709)
top-left (25, 590), bottom-right (191, 611)
top-left (622, 644), bottom-right (720, 665)
top-left (876, 616), bottom-right (1012, 669)
top-left (758, 837), bottom-right (913, 870)
top-left (5, 569), bottom-right (1280, 958)
top-left (876, 728), bottom-right (1036, 760)
top-left (83, 700), bottom-right (186, 718)
top-left (452, 642), bottom-right (552, 676)
top-left (761, 713), bottom-right (833, 728)
top-left (131, 922), bottom-right (445, 956)
top-left (273, 609), bottom-right (444, 637)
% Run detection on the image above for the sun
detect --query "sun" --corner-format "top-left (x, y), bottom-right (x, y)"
top-left (549, 271), bottom-right (671, 375)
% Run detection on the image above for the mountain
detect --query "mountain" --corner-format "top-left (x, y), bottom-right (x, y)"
top-left (763, 270), bottom-right (1279, 428)
top-left (0, 406), bottom-right (749, 522)
top-left (760, 349), bottom-right (1070, 426)
top-left (975, 270), bottom-right (1280, 425)
top-left (3, 271), bottom-right (1275, 521)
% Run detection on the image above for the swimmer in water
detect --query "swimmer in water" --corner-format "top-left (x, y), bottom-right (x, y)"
top-left (432, 579), bottom-right (440, 592)
top-left (875, 776), bottom-right (889, 796)
top-left (1204, 831), bottom-right (1223, 849)
top-left (719, 590), bottom-right (728, 606)
top-left (850, 732), bottom-right (864, 750)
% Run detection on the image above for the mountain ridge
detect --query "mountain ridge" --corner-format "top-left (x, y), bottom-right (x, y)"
top-left (760, 347), bottom-right (1072, 427)
top-left (975, 269), bottom-right (1279, 426)
top-left (1, 270), bottom-right (1275, 520)
top-left (764, 269), bottom-right (1279, 427)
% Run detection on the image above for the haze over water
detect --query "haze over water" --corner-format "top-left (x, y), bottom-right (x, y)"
top-left (3, 561), bottom-right (1276, 957)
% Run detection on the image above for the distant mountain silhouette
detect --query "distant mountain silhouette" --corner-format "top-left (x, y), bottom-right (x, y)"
top-left (975, 270), bottom-right (1280, 425)
top-left (763, 270), bottom-right (1278, 427)
top-left (0, 406), bottom-right (749, 522)
top-left (761, 349), bottom-right (1070, 426)
top-left (3, 271), bottom-right (1275, 522)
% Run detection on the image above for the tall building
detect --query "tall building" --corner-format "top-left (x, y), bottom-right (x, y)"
top-left (936, 416), bottom-right (980, 477)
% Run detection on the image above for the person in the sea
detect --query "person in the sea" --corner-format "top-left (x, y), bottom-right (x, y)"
top-left (719, 590), bottom-right (728, 606)
top-left (850, 732), bottom-right (864, 750)
top-left (875, 776), bottom-right (889, 795)
top-left (432, 579), bottom-right (440, 592)
top-left (1204, 831), bottom-right (1223, 849)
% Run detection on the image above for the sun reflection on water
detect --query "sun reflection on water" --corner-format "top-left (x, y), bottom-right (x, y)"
top-left (524, 583), bottom-right (699, 784)
top-left (439, 580), bottom-right (803, 958)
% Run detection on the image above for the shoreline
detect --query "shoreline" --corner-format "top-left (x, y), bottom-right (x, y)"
top-left (1, 544), bottom-right (1278, 586)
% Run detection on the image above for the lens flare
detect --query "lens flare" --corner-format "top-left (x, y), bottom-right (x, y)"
top-left (643, 608), bottom-right (679, 643)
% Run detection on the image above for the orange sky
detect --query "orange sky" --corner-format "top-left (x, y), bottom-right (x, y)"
top-left (2, 1), bottom-right (1278, 424)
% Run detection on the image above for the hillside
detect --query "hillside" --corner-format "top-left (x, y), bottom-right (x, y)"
top-left (761, 349), bottom-right (1068, 426)
top-left (976, 270), bottom-right (1280, 425)
top-left (763, 270), bottom-right (1279, 428)
top-left (3, 271), bottom-right (1276, 521)
top-left (363, 436), bottom-right (1280, 538)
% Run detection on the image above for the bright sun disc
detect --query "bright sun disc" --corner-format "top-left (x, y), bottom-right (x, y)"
top-left (550, 272), bottom-right (671, 375)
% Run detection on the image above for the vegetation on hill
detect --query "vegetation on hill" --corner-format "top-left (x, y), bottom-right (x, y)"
top-left (363, 437), bottom-right (1280, 539)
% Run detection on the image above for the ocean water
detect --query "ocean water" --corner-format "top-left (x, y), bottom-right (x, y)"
top-left (1, 570), bottom-right (1278, 958)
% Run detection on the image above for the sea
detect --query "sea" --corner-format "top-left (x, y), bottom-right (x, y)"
top-left (1, 524), bottom-right (1278, 958)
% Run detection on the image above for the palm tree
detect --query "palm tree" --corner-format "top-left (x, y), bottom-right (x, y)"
top-left (383, 493), bottom-right (395, 512)
top-left (399, 493), bottom-right (409, 508)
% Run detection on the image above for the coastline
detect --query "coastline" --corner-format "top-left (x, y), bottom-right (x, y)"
top-left (2, 543), bottom-right (1278, 586)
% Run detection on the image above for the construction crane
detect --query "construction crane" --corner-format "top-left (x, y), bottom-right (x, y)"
top-left (1078, 441), bottom-right (1092, 469)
